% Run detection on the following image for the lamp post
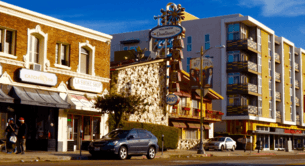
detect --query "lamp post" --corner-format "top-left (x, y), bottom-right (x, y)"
top-left (197, 45), bottom-right (225, 154)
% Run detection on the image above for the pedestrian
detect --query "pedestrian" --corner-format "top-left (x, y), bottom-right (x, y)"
top-left (5, 118), bottom-right (17, 154)
top-left (243, 135), bottom-right (247, 152)
top-left (16, 117), bottom-right (27, 154)
top-left (256, 138), bottom-right (262, 153)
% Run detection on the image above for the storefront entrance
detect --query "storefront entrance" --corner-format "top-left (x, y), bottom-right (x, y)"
top-left (257, 134), bottom-right (269, 150)
top-left (73, 115), bottom-right (82, 150)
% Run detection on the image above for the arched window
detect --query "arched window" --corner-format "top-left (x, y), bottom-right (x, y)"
top-left (29, 36), bottom-right (40, 63)
top-left (80, 47), bottom-right (89, 74)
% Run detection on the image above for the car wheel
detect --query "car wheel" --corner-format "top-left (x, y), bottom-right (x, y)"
top-left (231, 145), bottom-right (235, 151)
top-left (147, 146), bottom-right (156, 159)
top-left (118, 146), bottom-right (128, 160)
top-left (221, 145), bottom-right (225, 151)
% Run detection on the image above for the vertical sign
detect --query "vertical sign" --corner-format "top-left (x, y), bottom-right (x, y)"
top-left (189, 57), bottom-right (213, 89)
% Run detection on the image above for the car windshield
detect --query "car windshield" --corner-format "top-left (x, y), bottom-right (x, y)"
top-left (105, 130), bottom-right (129, 139)
top-left (210, 137), bottom-right (225, 141)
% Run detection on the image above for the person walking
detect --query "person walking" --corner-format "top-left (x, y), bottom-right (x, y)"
top-left (256, 138), bottom-right (262, 153)
top-left (243, 135), bottom-right (247, 152)
top-left (5, 118), bottom-right (17, 154)
top-left (16, 117), bottom-right (27, 154)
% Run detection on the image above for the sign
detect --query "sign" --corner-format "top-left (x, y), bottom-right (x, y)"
top-left (166, 94), bottom-right (180, 105)
top-left (70, 77), bottom-right (103, 93)
top-left (284, 129), bottom-right (302, 134)
top-left (19, 68), bottom-right (57, 86)
top-left (150, 25), bottom-right (184, 39)
top-left (190, 57), bottom-right (213, 89)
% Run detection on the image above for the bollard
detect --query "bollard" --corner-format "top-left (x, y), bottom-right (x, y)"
top-left (80, 130), bottom-right (83, 157)
top-left (162, 134), bottom-right (164, 156)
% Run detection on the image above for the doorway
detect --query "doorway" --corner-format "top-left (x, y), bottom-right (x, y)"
top-left (73, 115), bottom-right (82, 150)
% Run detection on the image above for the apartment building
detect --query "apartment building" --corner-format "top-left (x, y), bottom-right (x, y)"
top-left (0, 1), bottom-right (112, 152)
top-left (111, 13), bottom-right (305, 151)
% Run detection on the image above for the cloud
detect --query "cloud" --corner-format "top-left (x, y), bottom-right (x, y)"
top-left (239, 0), bottom-right (305, 17)
top-left (71, 20), bottom-right (153, 34)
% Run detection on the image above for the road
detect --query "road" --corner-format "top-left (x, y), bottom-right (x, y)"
top-left (2, 155), bottom-right (305, 166)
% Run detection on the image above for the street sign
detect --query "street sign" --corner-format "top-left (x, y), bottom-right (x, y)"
top-left (150, 25), bottom-right (184, 39)
top-left (166, 94), bottom-right (180, 105)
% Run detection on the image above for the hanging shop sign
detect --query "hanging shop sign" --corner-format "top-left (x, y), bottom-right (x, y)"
top-left (70, 77), bottom-right (103, 93)
top-left (190, 57), bottom-right (214, 89)
top-left (166, 94), bottom-right (180, 105)
top-left (150, 25), bottom-right (184, 39)
top-left (19, 68), bottom-right (57, 86)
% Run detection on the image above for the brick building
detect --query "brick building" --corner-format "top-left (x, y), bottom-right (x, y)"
top-left (0, 1), bottom-right (112, 152)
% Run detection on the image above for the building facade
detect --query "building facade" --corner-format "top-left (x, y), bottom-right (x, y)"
top-left (111, 13), bottom-right (305, 150)
top-left (0, 1), bottom-right (112, 152)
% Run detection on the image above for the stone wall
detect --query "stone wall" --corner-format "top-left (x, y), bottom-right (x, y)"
top-left (115, 62), bottom-right (168, 125)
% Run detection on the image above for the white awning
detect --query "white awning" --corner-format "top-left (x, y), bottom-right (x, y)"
top-left (67, 94), bottom-right (99, 112)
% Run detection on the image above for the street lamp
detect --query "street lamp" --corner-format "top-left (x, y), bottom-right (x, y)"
top-left (197, 45), bottom-right (225, 154)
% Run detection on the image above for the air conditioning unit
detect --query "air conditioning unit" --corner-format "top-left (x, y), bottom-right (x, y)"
top-left (30, 64), bottom-right (41, 71)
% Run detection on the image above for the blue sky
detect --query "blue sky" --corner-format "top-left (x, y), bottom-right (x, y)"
top-left (3, 0), bottom-right (305, 48)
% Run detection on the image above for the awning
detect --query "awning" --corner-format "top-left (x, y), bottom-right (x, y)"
top-left (0, 85), bottom-right (14, 103)
top-left (8, 86), bottom-right (69, 108)
top-left (188, 123), bottom-right (200, 129)
top-left (203, 124), bottom-right (211, 130)
top-left (174, 90), bottom-right (191, 98)
top-left (195, 88), bottom-right (223, 100)
top-left (171, 122), bottom-right (187, 128)
top-left (67, 94), bottom-right (99, 112)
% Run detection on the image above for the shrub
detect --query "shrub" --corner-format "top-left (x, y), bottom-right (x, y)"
top-left (121, 121), bottom-right (181, 150)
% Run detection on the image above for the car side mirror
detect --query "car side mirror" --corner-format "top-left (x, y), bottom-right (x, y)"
top-left (127, 135), bottom-right (134, 140)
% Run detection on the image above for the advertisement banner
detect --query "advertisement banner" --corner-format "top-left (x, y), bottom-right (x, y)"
top-left (190, 57), bottom-right (213, 89)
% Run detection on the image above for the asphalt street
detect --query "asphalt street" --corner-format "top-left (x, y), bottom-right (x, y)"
top-left (2, 155), bottom-right (305, 166)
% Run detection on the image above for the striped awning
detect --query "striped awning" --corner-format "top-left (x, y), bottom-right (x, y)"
top-left (203, 124), bottom-right (211, 130)
top-left (188, 123), bottom-right (200, 129)
top-left (171, 122), bottom-right (187, 128)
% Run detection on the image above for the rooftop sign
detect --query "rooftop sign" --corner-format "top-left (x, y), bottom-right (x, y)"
top-left (150, 25), bottom-right (183, 39)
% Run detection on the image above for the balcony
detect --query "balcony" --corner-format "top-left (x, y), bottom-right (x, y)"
top-left (295, 97), bottom-right (300, 106)
top-left (169, 106), bottom-right (223, 121)
top-left (275, 72), bottom-right (281, 82)
top-left (275, 53), bottom-right (280, 63)
top-left (227, 83), bottom-right (259, 96)
top-left (276, 110), bottom-right (281, 123)
top-left (295, 62), bottom-right (299, 72)
top-left (227, 105), bottom-right (258, 116)
top-left (227, 39), bottom-right (258, 53)
top-left (205, 110), bottom-right (223, 122)
top-left (227, 61), bottom-right (258, 74)
top-left (295, 80), bottom-right (299, 89)
top-left (276, 91), bottom-right (281, 102)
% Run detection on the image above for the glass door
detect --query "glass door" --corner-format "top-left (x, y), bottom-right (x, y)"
top-left (73, 115), bottom-right (82, 150)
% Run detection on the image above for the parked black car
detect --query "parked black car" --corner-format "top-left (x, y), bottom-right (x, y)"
top-left (88, 128), bottom-right (159, 160)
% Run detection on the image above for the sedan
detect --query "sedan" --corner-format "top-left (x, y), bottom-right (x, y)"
top-left (204, 137), bottom-right (237, 151)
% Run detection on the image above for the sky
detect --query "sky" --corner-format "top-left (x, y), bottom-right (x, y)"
top-left (3, 0), bottom-right (305, 49)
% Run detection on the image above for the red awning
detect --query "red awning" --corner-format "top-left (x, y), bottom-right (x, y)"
top-left (188, 123), bottom-right (200, 129)
top-left (203, 124), bottom-right (211, 130)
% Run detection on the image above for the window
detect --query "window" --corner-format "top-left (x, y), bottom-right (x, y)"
top-left (227, 23), bottom-right (240, 41)
top-left (228, 73), bottom-right (240, 84)
top-left (56, 43), bottom-right (70, 66)
top-left (205, 34), bottom-right (210, 50)
top-left (258, 54), bottom-right (262, 73)
top-left (0, 28), bottom-right (15, 55)
top-left (192, 100), bottom-right (199, 116)
top-left (269, 60), bottom-right (271, 76)
top-left (258, 96), bottom-right (262, 116)
top-left (226, 138), bottom-right (233, 142)
top-left (257, 28), bottom-right (261, 52)
top-left (258, 75), bottom-right (262, 94)
top-left (80, 48), bottom-right (89, 74)
top-left (78, 40), bottom-right (96, 76)
top-left (187, 36), bottom-right (192, 51)
top-left (256, 126), bottom-right (269, 131)
top-left (269, 101), bottom-right (272, 118)
top-left (240, 24), bottom-right (248, 39)
top-left (268, 35), bottom-right (272, 56)
top-left (187, 57), bottom-right (191, 73)
top-left (227, 51), bottom-right (240, 62)
top-left (129, 47), bottom-right (137, 51)
top-left (269, 80), bottom-right (272, 97)
top-left (29, 36), bottom-right (40, 63)
top-left (67, 114), bottom-right (73, 140)
top-left (123, 46), bottom-right (128, 50)
top-left (93, 117), bottom-right (100, 140)
top-left (180, 97), bottom-right (187, 107)
top-left (138, 130), bottom-right (151, 139)
top-left (185, 129), bottom-right (197, 139)
top-left (227, 95), bottom-right (241, 106)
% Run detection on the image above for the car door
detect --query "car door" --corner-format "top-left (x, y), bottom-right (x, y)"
top-left (225, 138), bottom-right (232, 149)
top-left (126, 130), bottom-right (140, 154)
top-left (138, 130), bottom-right (151, 153)
top-left (226, 138), bottom-right (234, 149)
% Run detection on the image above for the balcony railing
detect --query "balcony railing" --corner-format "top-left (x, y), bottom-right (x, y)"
top-left (296, 114), bottom-right (300, 125)
top-left (226, 105), bottom-right (258, 116)
top-left (205, 110), bottom-right (223, 121)
top-left (227, 83), bottom-right (258, 96)
top-left (276, 91), bottom-right (281, 101)
top-left (226, 39), bottom-right (257, 53)
top-left (295, 80), bottom-right (299, 89)
top-left (275, 53), bottom-right (280, 63)
top-left (248, 61), bottom-right (258, 72)
top-left (295, 97), bottom-right (300, 106)
top-left (248, 83), bottom-right (258, 93)
top-left (275, 72), bottom-right (281, 82)
top-left (276, 110), bottom-right (281, 123)
top-left (247, 39), bottom-right (257, 50)
top-left (295, 62), bottom-right (299, 72)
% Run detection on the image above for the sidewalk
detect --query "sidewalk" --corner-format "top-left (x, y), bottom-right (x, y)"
top-left (0, 149), bottom-right (305, 162)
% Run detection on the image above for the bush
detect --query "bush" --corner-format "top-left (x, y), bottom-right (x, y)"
top-left (121, 121), bottom-right (181, 150)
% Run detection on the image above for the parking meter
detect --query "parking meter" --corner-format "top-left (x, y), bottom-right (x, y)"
top-left (162, 134), bottom-right (164, 155)
top-left (80, 130), bottom-right (83, 156)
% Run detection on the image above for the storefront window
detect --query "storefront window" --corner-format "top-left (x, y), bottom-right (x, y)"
top-left (92, 117), bottom-right (100, 139)
top-left (185, 129), bottom-right (197, 139)
top-left (67, 114), bottom-right (73, 140)
top-left (83, 116), bottom-right (91, 140)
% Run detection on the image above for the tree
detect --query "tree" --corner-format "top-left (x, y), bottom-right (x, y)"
top-left (95, 92), bottom-right (150, 130)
